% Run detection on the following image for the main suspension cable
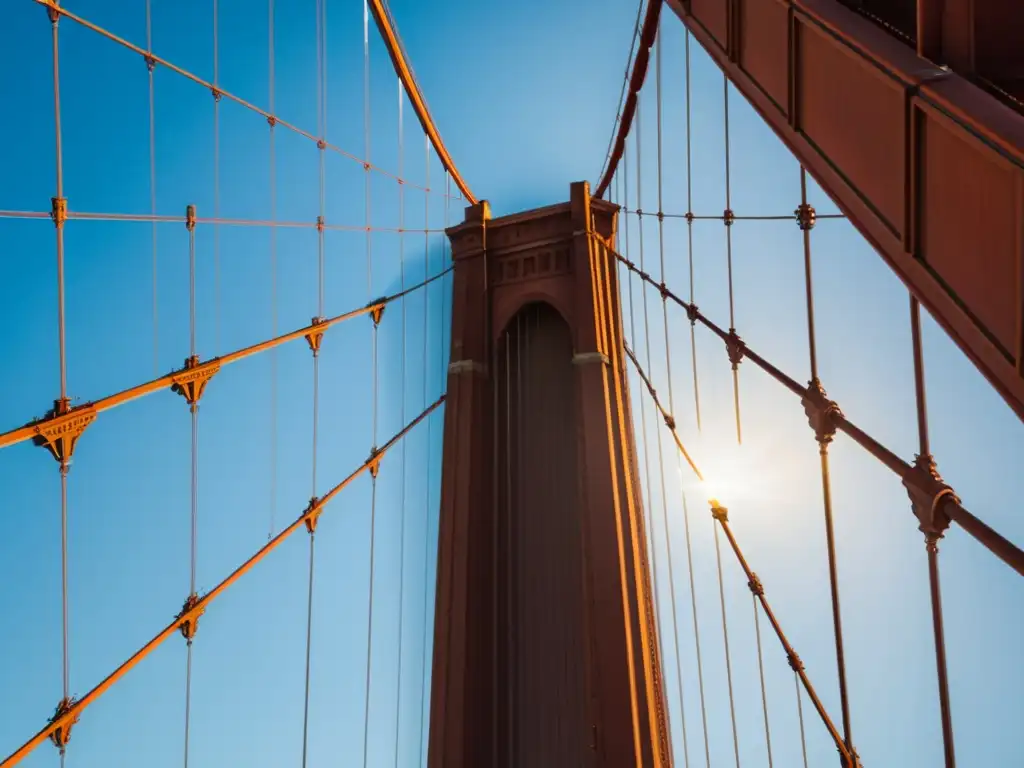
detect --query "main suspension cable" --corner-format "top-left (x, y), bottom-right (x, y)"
top-left (33, 0), bottom-right (458, 198)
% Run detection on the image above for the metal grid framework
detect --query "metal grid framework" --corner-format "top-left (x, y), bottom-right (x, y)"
top-left (1, 1), bottom-right (1022, 767)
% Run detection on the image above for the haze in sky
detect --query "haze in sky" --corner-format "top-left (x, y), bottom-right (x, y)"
top-left (0, 1), bottom-right (1020, 766)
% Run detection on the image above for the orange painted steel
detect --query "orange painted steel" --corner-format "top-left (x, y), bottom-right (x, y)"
top-left (663, 0), bottom-right (1024, 423)
top-left (594, 0), bottom-right (662, 200)
top-left (624, 342), bottom-right (852, 763)
top-left (366, 0), bottom-right (476, 205)
top-left (616, 247), bottom-right (1024, 579)
top-left (0, 267), bottom-right (452, 453)
top-left (30, 0), bottom-right (450, 198)
top-left (0, 395), bottom-right (444, 768)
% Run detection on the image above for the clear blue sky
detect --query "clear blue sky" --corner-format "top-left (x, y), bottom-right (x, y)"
top-left (0, 1), bottom-right (1020, 767)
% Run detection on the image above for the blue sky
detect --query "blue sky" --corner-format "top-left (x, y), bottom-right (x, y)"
top-left (0, 1), bottom-right (1020, 766)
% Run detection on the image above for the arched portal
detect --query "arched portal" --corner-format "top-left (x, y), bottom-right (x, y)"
top-left (495, 302), bottom-right (588, 765)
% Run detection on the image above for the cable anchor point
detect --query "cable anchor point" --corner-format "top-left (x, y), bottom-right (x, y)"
top-left (709, 499), bottom-right (728, 522)
top-left (723, 208), bottom-right (735, 226)
top-left (902, 453), bottom-right (958, 545)
top-left (47, 696), bottom-right (78, 751)
top-left (686, 302), bottom-right (699, 326)
top-left (662, 412), bottom-right (676, 431)
top-left (747, 572), bottom-right (764, 596)
top-left (178, 592), bottom-right (204, 642)
top-left (144, 53), bottom-right (156, 72)
top-left (368, 298), bottom-right (387, 328)
top-left (32, 398), bottom-right (97, 466)
top-left (304, 497), bottom-right (322, 535)
top-left (795, 202), bottom-right (817, 231)
top-left (801, 378), bottom-right (842, 447)
top-left (210, 86), bottom-right (222, 102)
top-left (171, 356), bottom-right (220, 408)
top-left (304, 316), bottom-right (326, 356)
top-left (316, 215), bottom-right (325, 233)
top-left (367, 446), bottom-right (382, 479)
top-left (317, 139), bottom-right (326, 151)
top-left (787, 652), bottom-right (804, 672)
top-left (185, 204), bottom-right (197, 232)
top-left (51, 197), bottom-right (67, 229)
top-left (725, 328), bottom-right (745, 370)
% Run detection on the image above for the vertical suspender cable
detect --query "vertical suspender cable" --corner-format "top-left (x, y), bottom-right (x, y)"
top-left (654, 27), bottom-right (691, 767)
top-left (393, 81), bottom-right (408, 768)
top-left (794, 670), bottom-right (810, 768)
top-left (301, 5), bottom-right (327, 762)
top-left (909, 293), bottom-right (956, 768)
top-left (49, 10), bottom-right (71, 762)
top-left (722, 75), bottom-right (741, 444)
top-left (684, 31), bottom-right (701, 432)
top-left (712, 518), bottom-right (741, 768)
top-left (417, 136), bottom-right (431, 768)
top-left (752, 594), bottom-right (774, 767)
top-left (362, 3), bottom-right (379, 763)
top-left (146, 0), bottom-right (158, 375)
top-left (799, 167), bottom-right (855, 765)
top-left (268, 0), bottom-right (278, 541)
top-left (212, 0), bottom-right (221, 356)
top-left (184, 207), bottom-right (199, 768)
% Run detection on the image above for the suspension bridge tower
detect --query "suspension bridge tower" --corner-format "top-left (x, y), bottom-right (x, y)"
top-left (427, 181), bottom-right (672, 767)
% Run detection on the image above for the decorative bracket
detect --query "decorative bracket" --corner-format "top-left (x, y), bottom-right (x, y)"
top-left (33, 400), bottom-right (97, 465)
top-left (367, 446), bottom-right (382, 479)
top-left (725, 329), bottom-right (745, 369)
top-left (51, 197), bottom-right (67, 229)
top-left (901, 453), bottom-right (958, 543)
top-left (795, 202), bottom-right (817, 231)
top-left (178, 592), bottom-right (204, 642)
top-left (710, 500), bottom-right (728, 522)
top-left (369, 298), bottom-right (386, 327)
top-left (801, 378), bottom-right (842, 447)
top-left (48, 696), bottom-right (78, 751)
top-left (171, 356), bottom-right (220, 408)
top-left (304, 497), bottom-right (322, 535)
top-left (747, 572), bottom-right (764, 596)
top-left (304, 317), bottom-right (326, 356)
